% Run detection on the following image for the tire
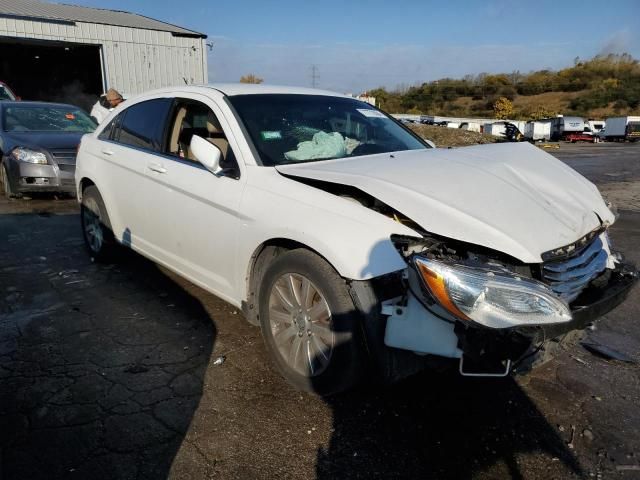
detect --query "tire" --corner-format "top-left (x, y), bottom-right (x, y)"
top-left (1, 163), bottom-right (18, 199)
top-left (258, 249), bottom-right (364, 395)
top-left (81, 185), bottom-right (116, 261)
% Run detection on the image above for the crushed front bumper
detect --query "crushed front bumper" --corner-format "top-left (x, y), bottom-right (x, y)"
top-left (456, 263), bottom-right (638, 374)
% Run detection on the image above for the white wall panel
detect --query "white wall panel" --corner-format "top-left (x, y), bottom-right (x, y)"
top-left (0, 17), bottom-right (207, 94)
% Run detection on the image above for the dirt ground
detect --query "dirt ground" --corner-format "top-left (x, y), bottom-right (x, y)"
top-left (407, 123), bottom-right (500, 147)
top-left (1, 142), bottom-right (639, 479)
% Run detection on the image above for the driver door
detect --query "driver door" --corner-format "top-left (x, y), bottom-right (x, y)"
top-left (141, 93), bottom-right (246, 300)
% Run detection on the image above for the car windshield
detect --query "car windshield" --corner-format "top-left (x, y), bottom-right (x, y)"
top-left (228, 94), bottom-right (428, 166)
top-left (0, 85), bottom-right (15, 101)
top-left (2, 105), bottom-right (96, 133)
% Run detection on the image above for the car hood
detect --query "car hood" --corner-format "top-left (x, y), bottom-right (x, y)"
top-left (2, 131), bottom-right (85, 151)
top-left (275, 142), bottom-right (615, 263)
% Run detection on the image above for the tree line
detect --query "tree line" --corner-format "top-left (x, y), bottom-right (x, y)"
top-left (367, 54), bottom-right (640, 119)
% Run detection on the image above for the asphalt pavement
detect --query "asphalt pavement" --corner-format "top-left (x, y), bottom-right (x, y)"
top-left (0, 142), bottom-right (639, 479)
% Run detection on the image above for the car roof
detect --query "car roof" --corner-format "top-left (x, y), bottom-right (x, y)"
top-left (129, 83), bottom-right (349, 100)
top-left (206, 83), bottom-right (347, 98)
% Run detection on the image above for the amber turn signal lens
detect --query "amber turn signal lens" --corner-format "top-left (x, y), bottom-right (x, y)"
top-left (416, 261), bottom-right (470, 321)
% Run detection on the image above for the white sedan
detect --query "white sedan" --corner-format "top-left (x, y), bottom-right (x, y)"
top-left (75, 84), bottom-right (637, 394)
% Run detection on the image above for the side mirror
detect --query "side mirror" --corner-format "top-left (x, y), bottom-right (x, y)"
top-left (425, 139), bottom-right (436, 149)
top-left (191, 135), bottom-right (222, 175)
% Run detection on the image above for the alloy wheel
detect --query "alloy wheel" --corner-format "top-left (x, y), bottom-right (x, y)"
top-left (268, 273), bottom-right (334, 376)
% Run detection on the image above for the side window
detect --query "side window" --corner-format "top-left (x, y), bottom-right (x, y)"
top-left (98, 112), bottom-right (122, 141)
top-left (117, 99), bottom-right (172, 151)
top-left (164, 99), bottom-right (236, 171)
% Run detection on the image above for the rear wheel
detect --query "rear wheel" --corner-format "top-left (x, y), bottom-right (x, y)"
top-left (258, 249), bottom-right (364, 395)
top-left (81, 186), bottom-right (116, 261)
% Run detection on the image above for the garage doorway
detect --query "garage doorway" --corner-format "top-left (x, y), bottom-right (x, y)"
top-left (0, 37), bottom-right (104, 112)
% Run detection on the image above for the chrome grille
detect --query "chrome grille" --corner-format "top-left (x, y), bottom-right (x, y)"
top-left (542, 236), bottom-right (608, 303)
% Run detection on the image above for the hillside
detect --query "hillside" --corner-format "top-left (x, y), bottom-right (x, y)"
top-left (371, 54), bottom-right (640, 119)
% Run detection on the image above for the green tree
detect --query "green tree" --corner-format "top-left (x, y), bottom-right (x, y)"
top-left (525, 105), bottom-right (557, 120)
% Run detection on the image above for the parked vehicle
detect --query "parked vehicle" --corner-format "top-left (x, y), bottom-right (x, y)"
top-left (75, 85), bottom-right (638, 394)
top-left (0, 101), bottom-right (96, 198)
top-left (597, 128), bottom-right (608, 142)
top-left (550, 116), bottom-right (585, 141)
top-left (486, 121), bottom-right (523, 141)
top-left (524, 121), bottom-right (551, 141)
top-left (459, 122), bottom-right (481, 133)
top-left (586, 120), bottom-right (605, 133)
top-left (484, 122), bottom-right (507, 137)
top-left (602, 116), bottom-right (640, 142)
top-left (566, 132), bottom-right (597, 143)
top-left (0, 81), bottom-right (18, 101)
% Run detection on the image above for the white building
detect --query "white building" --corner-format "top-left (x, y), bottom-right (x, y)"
top-left (0, 0), bottom-right (207, 109)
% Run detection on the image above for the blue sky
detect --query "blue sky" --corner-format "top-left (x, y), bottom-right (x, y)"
top-left (69, 0), bottom-right (640, 92)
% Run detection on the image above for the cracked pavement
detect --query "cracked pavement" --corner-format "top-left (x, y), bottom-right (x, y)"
top-left (1, 143), bottom-right (639, 479)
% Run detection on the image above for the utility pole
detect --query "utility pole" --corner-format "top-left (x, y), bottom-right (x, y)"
top-left (311, 65), bottom-right (319, 88)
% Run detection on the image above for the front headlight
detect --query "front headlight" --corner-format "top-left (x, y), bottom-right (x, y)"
top-left (11, 147), bottom-right (48, 164)
top-left (414, 257), bottom-right (572, 329)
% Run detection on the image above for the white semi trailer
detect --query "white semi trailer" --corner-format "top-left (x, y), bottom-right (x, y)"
top-left (602, 116), bottom-right (640, 142)
top-left (550, 116), bottom-right (585, 141)
top-left (524, 121), bottom-right (551, 141)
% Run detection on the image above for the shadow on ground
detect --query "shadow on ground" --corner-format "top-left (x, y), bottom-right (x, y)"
top-left (316, 371), bottom-right (582, 479)
top-left (0, 212), bottom-right (216, 479)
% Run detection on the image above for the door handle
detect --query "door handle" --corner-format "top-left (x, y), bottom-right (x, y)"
top-left (101, 149), bottom-right (114, 156)
top-left (148, 163), bottom-right (167, 174)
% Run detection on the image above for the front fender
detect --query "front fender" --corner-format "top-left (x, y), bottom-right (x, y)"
top-left (235, 168), bottom-right (421, 299)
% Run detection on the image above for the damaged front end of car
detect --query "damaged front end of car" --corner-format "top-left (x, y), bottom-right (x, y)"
top-left (359, 229), bottom-right (638, 380)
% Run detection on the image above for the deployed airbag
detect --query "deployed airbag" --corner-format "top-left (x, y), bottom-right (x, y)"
top-left (285, 131), bottom-right (346, 161)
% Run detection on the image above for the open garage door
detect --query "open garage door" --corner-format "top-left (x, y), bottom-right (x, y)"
top-left (0, 37), bottom-right (103, 112)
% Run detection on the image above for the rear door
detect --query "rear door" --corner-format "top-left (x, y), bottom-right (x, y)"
top-left (92, 98), bottom-right (173, 249)
top-left (140, 93), bottom-right (246, 300)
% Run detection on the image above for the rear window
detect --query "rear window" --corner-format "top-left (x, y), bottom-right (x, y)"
top-left (3, 105), bottom-right (95, 133)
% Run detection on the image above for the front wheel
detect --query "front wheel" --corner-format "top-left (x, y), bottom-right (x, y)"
top-left (81, 186), bottom-right (116, 261)
top-left (258, 249), bottom-right (364, 395)
top-left (1, 164), bottom-right (18, 198)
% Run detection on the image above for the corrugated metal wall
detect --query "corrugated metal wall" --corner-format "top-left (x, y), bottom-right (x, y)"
top-left (0, 17), bottom-right (207, 94)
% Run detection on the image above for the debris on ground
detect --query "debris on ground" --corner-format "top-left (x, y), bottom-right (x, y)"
top-left (570, 355), bottom-right (589, 366)
top-left (616, 465), bottom-right (640, 472)
top-left (567, 425), bottom-right (576, 449)
top-left (581, 341), bottom-right (636, 363)
top-left (213, 356), bottom-right (226, 366)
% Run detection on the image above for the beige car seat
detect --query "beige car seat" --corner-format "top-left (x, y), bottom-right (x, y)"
top-left (169, 107), bottom-right (190, 157)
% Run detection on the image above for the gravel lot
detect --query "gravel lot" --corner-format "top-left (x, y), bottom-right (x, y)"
top-left (1, 142), bottom-right (639, 479)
